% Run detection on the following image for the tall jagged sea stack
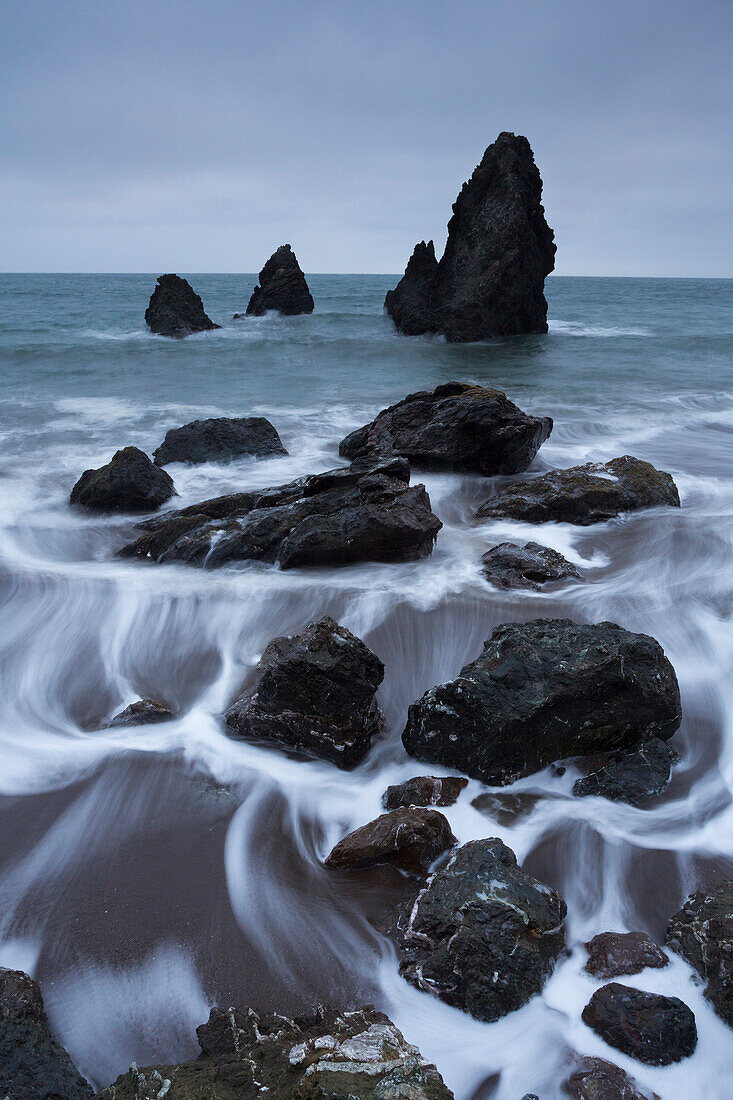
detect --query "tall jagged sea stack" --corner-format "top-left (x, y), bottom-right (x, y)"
top-left (246, 244), bottom-right (314, 315)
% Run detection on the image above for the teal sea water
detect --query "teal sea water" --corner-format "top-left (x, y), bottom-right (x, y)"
top-left (0, 274), bottom-right (732, 1097)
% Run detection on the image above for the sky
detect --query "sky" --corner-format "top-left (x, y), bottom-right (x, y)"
top-left (1, 0), bottom-right (731, 275)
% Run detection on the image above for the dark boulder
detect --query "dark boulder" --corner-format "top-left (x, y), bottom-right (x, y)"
top-left (564, 1057), bottom-right (660, 1100)
top-left (153, 416), bottom-right (287, 466)
top-left (385, 132), bottom-right (555, 342)
top-left (584, 932), bottom-right (669, 980)
top-left (573, 738), bottom-right (679, 806)
top-left (325, 807), bottom-right (455, 873)
top-left (339, 381), bottom-right (552, 475)
top-left (382, 775), bottom-right (468, 811)
top-left (482, 541), bottom-right (581, 590)
top-left (665, 882), bottom-right (733, 1026)
top-left (224, 617), bottom-right (384, 769)
top-left (581, 983), bottom-right (697, 1065)
top-left (70, 447), bottom-right (175, 513)
top-left (393, 838), bottom-right (566, 1022)
top-left (0, 967), bottom-right (93, 1099)
top-left (145, 274), bottom-right (219, 337)
top-left (246, 244), bottom-right (314, 316)
top-left (402, 619), bottom-right (681, 785)
top-left (106, 699), bottom-right (175, 728)
top-left (96, 1004), bottom-right (452, 1100)
top-left (477, 455), bottom-right (680, 525)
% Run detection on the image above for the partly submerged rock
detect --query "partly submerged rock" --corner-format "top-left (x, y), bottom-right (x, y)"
top-left (584, 932), bottom-right (669, 980)
top-left (246, 244), bottom-right (314, 316)
top-left (339, 381), bottom-right (552, 475)
top-left (105, 699), bottom-right (175, 728)
top-left (224, 617), bottom-right (384, 769)
top-left (573, 738), bottom-right (679, 806)
top-left (382, 775), bottom-right (468, 811)
top-left (96, 1004), bottom-right (452, 1100)
top-left (666, 882), bottom-right (733, 1027)
top-left (70, 447), bottom-right (175, 513)
top-left (393, 838), bottom-right (566, 1022)
top-left (564, 1056), bottom-right (660, 1100)
top-left (325, 807), bottom-right (455, 873)
top-left (0, 967), bottom-right (93, 1099)
top-left (481, 541), bottom-right (581, 590)
top-left (145, 274), bottom-right (219, 337)
top-left (402, 619), bottom-right (681, 785)
top-left (477, 455), bottom-right (680, 525)
top-left (118, 458), bottom-right (441, 568)
top-left (385, 132), bottom-right (556, 342)
top-left (153, 416), bottom-right (287, 466)
top-left (581, 983), bottom-right (697, 1065)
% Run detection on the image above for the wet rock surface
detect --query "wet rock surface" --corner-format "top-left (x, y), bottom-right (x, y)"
top-left (325, 806), bottom-right (456, 873)
top-left (96, 1004), bottom-right (453, 1099)
top-left (246, 244), bottom-right (314, 316)
top-left (481, 540), bottom-right (581, 590)
top-left (476, 455), bottom-right (680, 525)
top-left (666, 881), bottom-right (733, 1026)
top-left (70, 447), bottom-right (175, 513)
top-left (339, 381), bottom-right (552, 475)
top-left (584, 932), bottom-right (669, 979)
top-left (581, 983), bottom-right (697, 1065)
top-left (393, 838), bottom-right (566, 1022)
top-left (144, 273), bottom-right (219, 337)
top-left (564, 1056), bottom-right (660, 1100)
top-left (153, 416), bottom-right (287, 465)
top-left (224, 617), bottom-right (384, 769)
top-left (0, 967), bottom-right (93, 1099)
top-left (382, 775), bottom-right (468, 810)
top-left (118, 458), bottom-right (441, 568)
top-left (105, 699), bottom-right (176, 728)
top-left (402, 618), bottom-right (682, 785)
top-left (385, 132), bottom-right (556, 342)
top-left (573, 738), bottom-right (679, 805)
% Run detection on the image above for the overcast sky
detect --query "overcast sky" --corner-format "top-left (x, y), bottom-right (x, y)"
top-left (1, 0), bottom-right (731, 275)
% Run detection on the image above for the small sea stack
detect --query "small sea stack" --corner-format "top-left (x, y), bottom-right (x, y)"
top-left (145, 274), bottom-right (219, 337)
top-left (245, 244), bottom-right (314, 315)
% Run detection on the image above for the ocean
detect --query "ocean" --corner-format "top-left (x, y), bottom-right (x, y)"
top-left (0, 273), bottom-right (732, 1097)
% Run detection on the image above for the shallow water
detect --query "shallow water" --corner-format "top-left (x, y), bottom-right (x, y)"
top-left (0, 274), bottom-right (732, 1096)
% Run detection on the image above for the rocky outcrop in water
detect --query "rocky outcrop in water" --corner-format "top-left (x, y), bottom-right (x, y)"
top-left (573, 738), bottom-right (679, 805)
top-left (666, 882), bottom-right (733, 1026)
top-left (96, 1004), bottom-right (452, 1100)
top-left (339, 382), bottom-right (552, 475)
top-left (584, 932), bottom-right (669, 980)
top-left (145, 274), bottom-right (219, 337)
top-left (105, 699), bottom-right (175, 728)
top-left (564, 1056), bottom-right (660, 1100)
top-left (402, 619), bottom-right (681, 785)
top-left (0, 967), bottom-right (93, 1099)
top-left (325, 807), bottom-right (455, 873)
top-left (246, 245), bottom-right (314, 316)
top-left (382, 775), bottom-right (468, 810)
top-left (581, 983), bottom-right (697, 1065)
top-left (118, 458), bottom-right (441, 568)
top-left (481, 541), bottom-right (581, 590)
top-left (224, 617), bottom-right (384, 769)
top-left (393, 838), bottom-right (566, 1022)
top-left (70, 447), bottom-right (175, 513)
top-left (153, 416), bottom-right (287, 465)
top-left (476, 455), bottom-right (680, 525)
top-left (385, 133), bottom-right (556, 342)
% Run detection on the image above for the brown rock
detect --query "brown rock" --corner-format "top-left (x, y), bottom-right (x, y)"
top-left (325, 806), bottom-right (456, 873)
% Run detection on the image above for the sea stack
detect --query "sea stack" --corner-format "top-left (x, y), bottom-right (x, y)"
top-left (385, 132), bottom-right (556, 342)
top-left (145, 274), bottom-right (219, 337)
top-left (246, 244), bottom-right (314, 315)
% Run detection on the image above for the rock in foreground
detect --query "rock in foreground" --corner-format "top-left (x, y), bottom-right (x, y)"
top-left (402, 619), bottom-right (681, 785)
top-left (581, 983), bottom-right (697, 1065)
top-left (105, 699), bottom-right (175, 728)
top-left (225, 617), bottom-right (384, 769)
top-left (153, 416), bottom-right (287, 465)
top-left (0, 967), bottom-right (93, 1099)
top-left (70, 447), bottom-right (175, 513)
top-left (339, 382), bottom-right (552, 475)
top-left (96, 1004), bottom-right (452, 1100)
top-left (666, 882), bottom-right (733, 1026)
top-left (481, 541), bottom-right (581, 590)
top-left (145, 274), bottom-right (219, 337)
top-left (573, 738), bottom-right (679, 806)
top-left (564, 1056), bottom-right (660, 1100)
top-left (382, 775), bottom-right (468, 810)
top-left (477, 455), bottom-right (680, 525)
top-left (246, 244), bottom-right (314, 316)
top-left (584, 931), bottom-right (669, 980)
top-left (394, 838), bottom-right (566, 1022)
top-left (385, 132), bottom-right (556, 342)
top-left (325, 807), bottom-right (455, 873)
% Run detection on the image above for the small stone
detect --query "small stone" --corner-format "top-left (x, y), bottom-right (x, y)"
top-left (481, 541), bottom-right (581, 590)
top-left (382, 775), bottom-right (468, 810)
top-left (581, 983), bottom-right (697, 1065)
top-left (584, 932), bottom-right (669, 979)
top-left (106, 699), bottom-right (175, 728)
top-left (564, 1056), bottom-right (660, 1100)
top-left (325, 806), bottom-right (456, 873)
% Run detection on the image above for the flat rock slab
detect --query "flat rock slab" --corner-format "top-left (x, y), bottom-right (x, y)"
top-left (339, 381), bottom-right (552, 475)
top-left (153, 416), bottom-right (287, 465)
top-left (666, 881), bottom-right (733, 1026)
top-left (564, 1056), bottom-right (660, 1100)
top-left (402, 618), bottom-right (681, 785)
top-left (225, 616), bottom-right (384, 769)
top-left (105, 699), bottom-right (175, 728)
top-left (393, 838), bottom-right (566, 1022)
top-left (382, 775), bottom-right (468, 810)
top-left (573, 738), bottom-right (679, 805)
top-left (477, 455), bottom-right (680, 525)
top-left (246, 244), bottom-right (314, 316)
top-left (325, 806), bottom-right (456, 873)
top-left (145, 273), bottom-right (219, 337)
top-left (581, 983), bottom-right (697, 1065)
top-left (584, 932), bottom-right (669, 979)
top-left (481, 540), bottom-right (581, 590)
top-left (70, 447), bottom-right (175, 513)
